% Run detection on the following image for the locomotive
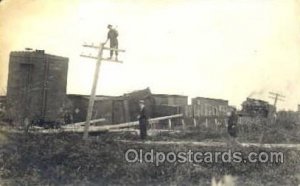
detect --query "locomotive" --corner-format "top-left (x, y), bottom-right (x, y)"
top-left (241, 98), bottom-right (275, 118)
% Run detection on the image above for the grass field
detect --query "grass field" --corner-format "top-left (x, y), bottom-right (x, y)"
top-left (0, 126), bottom-right (300, 186)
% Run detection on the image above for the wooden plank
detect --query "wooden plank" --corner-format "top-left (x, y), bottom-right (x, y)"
top-left (150, 114), bottom-right (183, 123)
top-left (87, 114), bottom-right (183, 131)
top-left (80, 54), bottom-right (98, 60)
top-left (82, 44), bottom-right (126, 52)
top-left (62, 118), bottom-right (106, 128)
top-left (82, 44), bottom-right (99, 49)
top-left (100, 58), bottom-right (123, 63)
top-left (103, 47), bottom-right (126, 52)
top-left (34, 114), bottom-right (183, 133)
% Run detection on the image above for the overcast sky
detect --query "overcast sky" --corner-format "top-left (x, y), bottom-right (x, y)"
top-left (1, 0), bottom-right (300, 110)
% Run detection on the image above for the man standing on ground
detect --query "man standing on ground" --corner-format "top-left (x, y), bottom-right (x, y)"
top-left (138, 100), bottom-right (148, 140)
top-left (104, 24), bottom-right (119, 61)
top-left (227, 107), bottom-right (239, 145)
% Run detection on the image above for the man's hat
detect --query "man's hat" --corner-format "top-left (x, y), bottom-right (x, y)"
top-left (107, 24), bottom-right (112, 28)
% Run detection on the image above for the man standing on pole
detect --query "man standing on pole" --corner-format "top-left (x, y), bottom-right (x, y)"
top-left (104, 24), bottom-right (119, 61)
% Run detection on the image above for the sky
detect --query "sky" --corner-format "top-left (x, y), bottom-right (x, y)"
top-left (0, 0), bottom-right (300, 110)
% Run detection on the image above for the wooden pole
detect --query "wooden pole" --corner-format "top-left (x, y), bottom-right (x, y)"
top-left (269, 92), bottom-right (285, 108)
top-left (83, 43), bottom-right (104, 140)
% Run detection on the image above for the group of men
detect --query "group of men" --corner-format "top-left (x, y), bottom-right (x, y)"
top-left (103, 25), bottom-right (147, 139)
top-left (104, 24), bottom-right (239, 143)
top-left (136, 99), bottom-right (239, 143)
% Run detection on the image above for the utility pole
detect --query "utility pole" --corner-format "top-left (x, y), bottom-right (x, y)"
top-left (269, 92), bottom-right (285, 108)
top-left (80, 42), bottom-right (125, 140)
top-left (259, 92), bottom-right (285, 145)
